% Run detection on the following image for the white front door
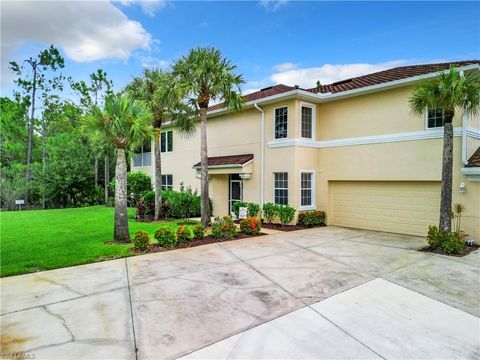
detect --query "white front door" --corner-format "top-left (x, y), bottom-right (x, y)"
top-left (229, 174), bottom-right (243, 214)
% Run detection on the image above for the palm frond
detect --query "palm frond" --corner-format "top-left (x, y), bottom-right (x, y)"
top-left (409, 66), bottom-right (480, 117)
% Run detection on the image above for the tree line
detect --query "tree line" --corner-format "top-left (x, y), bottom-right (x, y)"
top-left (1, 46), bottom-right (115, 210)
top-left (1, 45), bottom-right (245, 244)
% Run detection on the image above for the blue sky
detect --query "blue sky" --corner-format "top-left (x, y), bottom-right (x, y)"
top-left (1, 1), bottom-right (479, 97)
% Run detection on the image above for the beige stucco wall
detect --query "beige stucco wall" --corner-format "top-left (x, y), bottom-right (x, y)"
top-left (131, 83), bottom-right (480, 239)
top-left (316, 86), bottom-right (463, 140)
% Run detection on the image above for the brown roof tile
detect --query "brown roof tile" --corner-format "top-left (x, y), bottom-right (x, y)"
top-left (467, 146), bottom-right (480, 167)
top-left (193, 154), bottom-right (254, 168)
top-left (309, 61), bottom-right (479, 94)
top-left (206, 61), bottom-right (479, 113)
top-left (208, 84), bottom-right (295, 111)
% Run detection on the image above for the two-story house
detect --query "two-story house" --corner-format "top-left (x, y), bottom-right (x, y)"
top-left (132, 61), bottom-right (480, 239)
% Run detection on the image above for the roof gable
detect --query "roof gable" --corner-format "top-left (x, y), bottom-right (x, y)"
top-left (467, 146), bottom-right (480, 168)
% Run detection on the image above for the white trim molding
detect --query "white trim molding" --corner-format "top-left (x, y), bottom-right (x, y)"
top-left (268, 127), bottom-right (466, 149)
top-left (461, 167), bottom-right (480, 181)
top-left (467, 128), bottom-right (480, 140)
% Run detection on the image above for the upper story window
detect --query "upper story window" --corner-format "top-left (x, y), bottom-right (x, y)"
top-left (274, 106), bottom-right (288, 139)
top-left (161, 174), bottom-right (173, 190)
top-left (301, 105), bottom-right (314, 139)
top-left (274, 172), bottom-right (288, 205)
top-left (133, 141), bottom-right (151, 167)
top-left (427, 107), bottom-right (445, 129)
top-left (161, 130), bottom-right (173, 152)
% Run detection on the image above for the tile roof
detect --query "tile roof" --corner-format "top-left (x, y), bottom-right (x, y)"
top-left (467, 146), bottom-right (480, 168)
top-left (208, 84), bottom-right (295, 111)
top-left (207, 60), bottom-right (479, 112)
top-left (193, 154), bottom-right (254, 168)
top-left (309, 61), bottom-right (480, 94)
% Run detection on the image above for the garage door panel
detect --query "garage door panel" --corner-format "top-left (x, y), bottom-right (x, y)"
top-left (330, 181), bottom-right (440, 236)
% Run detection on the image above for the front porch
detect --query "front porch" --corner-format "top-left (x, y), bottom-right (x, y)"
top-left (193, 154), bottom-right (257, 216)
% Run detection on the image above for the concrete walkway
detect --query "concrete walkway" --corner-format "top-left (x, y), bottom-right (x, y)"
top-left (1, 226), bottom-right (479, 359)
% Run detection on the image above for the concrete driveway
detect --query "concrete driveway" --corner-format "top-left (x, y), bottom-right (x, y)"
top-left (1, 226), bottom-right (479, 359)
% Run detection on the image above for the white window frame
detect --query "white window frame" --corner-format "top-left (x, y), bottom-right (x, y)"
top-left (424, 106), bottom-right (445, 130)
top-left (161, 174), bottom-right (173, 190)
top-left (132, 141), bottom-right (152, 167)
top-left (299, 102), bottom-right (316, 140)
top-left (273, 105), bottom-right (289, 140)
top-left (161, 130), bottom-right (173, 153)
top-left (273, 172), bottom-right (289, 205)
top-left (299, 170), bottom-right (316, 210)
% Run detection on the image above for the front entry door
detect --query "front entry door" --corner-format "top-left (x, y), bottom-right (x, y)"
top-left (229, 174), bottom-right (243, 214)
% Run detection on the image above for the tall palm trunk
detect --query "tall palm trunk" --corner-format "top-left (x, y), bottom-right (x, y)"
top-left (154, 131), bottom-right (162, 220)
top-left (94, 157), bottom-right (99, 186)
top-left (114, 148), bottom-right (130, 242)
top-left (439, 119), bottom-right (454, 232)
top-left (104, 154), bottom-right (109, 205)
top-left (200, 107), bottom-right (210, 225)
top-left (25, 66), bottom-right (37, 201)
top-left (42, 129), bottom-right (46, 209)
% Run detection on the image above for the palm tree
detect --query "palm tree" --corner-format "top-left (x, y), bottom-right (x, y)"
top-left (410, 67), bottom-right (480, 232)
top-left (83, 94), bottom-right (153, 242)
top-left (126, 69), bottom-right (175, 221)
top-left (170, 47), bottom-right (245, 225)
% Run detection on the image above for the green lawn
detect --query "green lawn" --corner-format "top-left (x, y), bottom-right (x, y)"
top-left (0, 206), bottom-right (194, 277)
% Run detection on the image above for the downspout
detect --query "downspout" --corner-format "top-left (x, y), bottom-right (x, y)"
top-left (460, 70), bottom-right (468, 165)
top-left (254, 103), bottom-right (265, 217)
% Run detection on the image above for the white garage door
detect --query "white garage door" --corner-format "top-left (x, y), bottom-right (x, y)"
top-left (330, 181), bottom-right (440, 236)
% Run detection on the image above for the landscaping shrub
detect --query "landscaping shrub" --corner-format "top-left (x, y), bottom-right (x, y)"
top-left (247, 203), bottom-right (260, 217)
top-left (297, 210), bottom-right (326, 227)
top-left (211, 216), bottom-right (237, 240)
top-left (135, 200), bottom-right (148, 221)
top-left (443, 232), bottom-right (465, 254)
top-left (426, 225), bottom-right (446, 250)
top-left (135, 190), bottom-right (155, 221)
top-left (110, 172), bottom-right (152, 206)
top-left (240, 217), bottom-right (261, 235)
top-left (277, 204), bottom-right (295, 226)
top-left (136, 187), bottom-right (213, 222)
top-left (426, 225), bottom-right (465, 254)
top-left (154, 228), bottom-right (177, 248)
top-left (232, 201), bottom-right (260, 218)
top-left (176, 226), bottom-right (192, 243)
top-left (192, 224), bottom-right (205, 240)
top-left (263, 203), bottom-right (279, 223)
top-left (161, 186), bottom-right (212, 219)
top-left (133, 231), bottom-right (150, 251)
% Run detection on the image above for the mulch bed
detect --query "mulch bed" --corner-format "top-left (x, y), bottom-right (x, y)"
top-left (419, 244), bottom-right (479, 257)
top-left (129, 232), bottom-right (267, 254)
top-left (261, 223), bottom-right (326, 232)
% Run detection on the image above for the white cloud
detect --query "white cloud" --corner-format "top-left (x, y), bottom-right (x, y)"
top-left (1, 1), bottom-right (152, 65)
top-left (114, 0), bottom-right (167, 17)
top-left (259, 0), bottom-right (289, 12)
top-left (273, 62), bottom-right (298, 72)
top-left (137, 55), bottom-right (169, 69)
top-left (270, 60), bottom-right (409, 88)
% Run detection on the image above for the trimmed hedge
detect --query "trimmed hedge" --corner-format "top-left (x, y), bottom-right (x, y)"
top-left (297, 210), bottom-right (326, 227)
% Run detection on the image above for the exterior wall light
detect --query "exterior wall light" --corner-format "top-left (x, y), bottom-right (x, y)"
top-left (459, 182), bottom-right (466, 193)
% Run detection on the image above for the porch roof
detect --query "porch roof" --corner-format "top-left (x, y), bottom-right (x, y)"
top-left (193, 154), bottom-right (254, 169)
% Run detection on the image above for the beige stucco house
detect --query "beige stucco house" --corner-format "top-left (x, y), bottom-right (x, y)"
top-left (132, 61), bottom-right (480, 239)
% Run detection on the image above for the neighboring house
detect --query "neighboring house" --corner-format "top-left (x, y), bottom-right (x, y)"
top-left (132, 61), bottom-right (480, 239)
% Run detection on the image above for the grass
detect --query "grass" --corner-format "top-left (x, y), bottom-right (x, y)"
top-left (0, 206), bottom-right (195, 277)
